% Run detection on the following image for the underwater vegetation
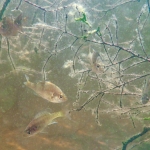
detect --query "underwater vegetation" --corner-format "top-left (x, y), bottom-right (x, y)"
top-left (1, 0), bottom-right (150, 150)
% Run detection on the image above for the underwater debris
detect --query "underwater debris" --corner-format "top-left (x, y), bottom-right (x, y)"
top-left (24, 75), bottom-right (67, 103)
top-left (63, 60), bottom-right (73, 69)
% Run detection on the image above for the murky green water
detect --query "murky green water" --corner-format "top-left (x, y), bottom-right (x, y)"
top-left (0, 0), bottom-right (150, 150)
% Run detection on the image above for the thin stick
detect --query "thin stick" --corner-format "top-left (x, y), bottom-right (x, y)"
top-left (15, 0), bottom-right (23, 10)
top-left (0, 0), bottom-right (11, 21)
top-left (6, 38), bottom-right (15, 70)
top-left (122, 127), bottom-right (150, 150)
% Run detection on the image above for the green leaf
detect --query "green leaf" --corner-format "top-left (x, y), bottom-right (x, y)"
top-left (80, 35), bottom-right (88, 40)
top-left (144, 117), bottom-right (150, 120)
top-left (96, 27), bottom-right (102, 36)
top-left (75, 13), bottom-right (86, 22)
top-left (75, 12), bottom-right (91, 27)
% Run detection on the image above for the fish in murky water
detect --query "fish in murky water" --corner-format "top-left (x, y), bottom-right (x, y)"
top-left (0, 14), bottom-right (22, 36)
top-left (24, 110), bottom-right (66, 137)
top-left (24, 75), bottom-right (67, 103)
top-left (87, 49), bottom-right (104, 73)
top-left (141, 77), bottom-right (150, 104)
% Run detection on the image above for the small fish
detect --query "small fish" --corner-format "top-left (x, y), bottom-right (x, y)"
top-left (87, 49), bottom-right (104, 73)
top-left (0, 14), bottom-right (22, 36)
top-left (24, 75), bottom-right (67, 103)
top-left (141, 77), bottom-right (150, 104)
top-left (24, 110), bottom-right (66, 136)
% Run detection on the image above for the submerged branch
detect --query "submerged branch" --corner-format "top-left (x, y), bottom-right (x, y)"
top-left (6, 38), bottom-right (16, 70)
top-left (0, 0), bottom-right (11, 21)
top-left (122, 127), bottom-right (150, 150)
top-left (75, 72), bottom-right (150, 111)
top-left (15, 0), bottom-right (23, 10)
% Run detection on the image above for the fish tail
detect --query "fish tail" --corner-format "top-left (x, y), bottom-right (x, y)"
top-left (58, 111), bottom-right (65, 118)
top-left (51, 111), bottom-right (63, 119)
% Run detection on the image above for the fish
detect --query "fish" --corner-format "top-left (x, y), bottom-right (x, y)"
top-left (87, 49), bottom-right (104, 73)
top-left (24, 110), bottom-right (66, 137)
top-left (0, 14), bottom-right (22, 36)
top-left (141, 77), bottom-right (150, 104)
top-left (24, 75), bottom-right (67, 103)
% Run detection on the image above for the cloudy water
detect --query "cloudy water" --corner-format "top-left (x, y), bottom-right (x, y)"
top-left (0, 0), bottom-right (150, 150)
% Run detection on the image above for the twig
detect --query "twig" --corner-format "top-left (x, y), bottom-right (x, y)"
top-left (6, 38), bottom-right (16, 70)
top-left (119, 84), bottom-right (125, 108)
top-left (122, 127), bottom-right (150, 150)
top-left (129, 113), bottom-right (136, 128)
top-left (147, 0), bottom-right (150, 13)
top-left (38, 11), bottom-right (46, 49)
top-left (0, 0), bottom-right (11, 21)
top-left (75, 72), bottom-right (150, 111)
top-left (42, 53), bottom-right (55, 81)
top-left (73, 44), bottom-right (84, 72)
top-left (95, 93), bottom-right (104, 125)
top-left (15, 0), bottom-right (23, 10)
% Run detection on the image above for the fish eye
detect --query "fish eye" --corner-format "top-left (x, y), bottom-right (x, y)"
top-left (96, 64), bottom-right (100, 68)
top-left (26, 129), bottom-right (31, 134)
top-left (59, 95), bottom-right (63, 98)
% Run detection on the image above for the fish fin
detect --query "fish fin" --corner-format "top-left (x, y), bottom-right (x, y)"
top-left (34, 110), bottom-right (51, 119)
